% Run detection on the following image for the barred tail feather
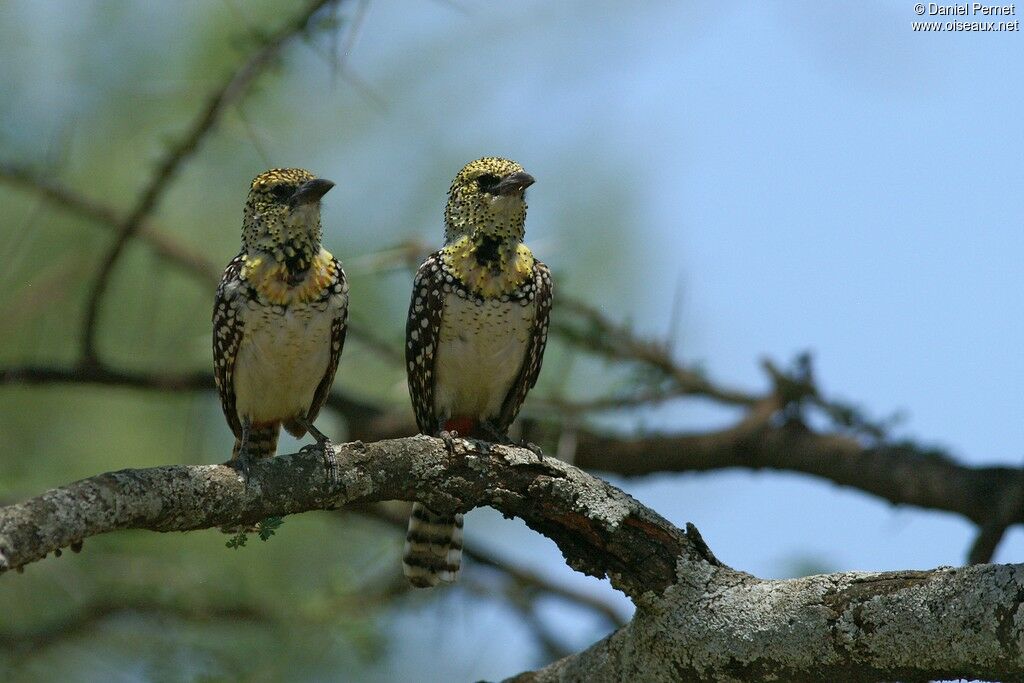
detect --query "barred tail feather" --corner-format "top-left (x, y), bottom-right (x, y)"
top-left (403, 503), bottom-right (463, 588)
top-left (231, 423), bottom-right (280, 460)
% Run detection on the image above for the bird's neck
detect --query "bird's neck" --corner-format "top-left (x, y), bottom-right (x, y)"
top-left (442, 234), bottom-right (534, 298)
top-left (444, 197), bottom-right (527, 244)
top-left (243, 232), bottom-right (320, 276)
top-left (242, 207), bottom-right (323, 276)
top-left (240, 245), bottom-right (335, 305)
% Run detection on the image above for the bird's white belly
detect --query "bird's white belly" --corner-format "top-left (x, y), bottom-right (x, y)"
top-left (233, 303), bottom-right (332, 424)
top-left (433, 294), bottom-right (535, 421)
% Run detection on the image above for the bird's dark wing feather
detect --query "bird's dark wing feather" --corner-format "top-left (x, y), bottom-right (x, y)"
top-left (213, 254), bottom-right (246, 440)
top-left (497, 260), bottom-right (553, 432)
top-left (305, 257), bottom-right (349, 426)
top-left (406, 252), bottom-right (447, 435)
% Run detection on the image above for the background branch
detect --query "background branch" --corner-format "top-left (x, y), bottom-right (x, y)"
top-left (569, 397), bottom-right (1023, 529)
top-left (78, 0), bottom-right (343, 364)
top-left (0, 599), bottom-right (272, 656)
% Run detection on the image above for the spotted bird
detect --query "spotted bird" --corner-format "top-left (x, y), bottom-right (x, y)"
top-left (403, 157), bottom-right (553, 587)
top-left (213, 168), bottom-right (348, 482)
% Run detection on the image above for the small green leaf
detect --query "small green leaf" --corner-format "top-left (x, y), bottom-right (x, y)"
top-left (257, 516), bottom-right (285, 541)
top-left (225, 532), bottom-right (248, 549)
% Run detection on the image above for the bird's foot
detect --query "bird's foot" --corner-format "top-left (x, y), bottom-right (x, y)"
top-left (439, 430), bottom-right (459, 455)
top-left (231, 451), bottom-right (257, 487)
top-left (301, 437), bottom-right (338, 486)
top-left (231, 418), bottom-right (258, 487)
top-left (479, 421), bottom-right (512, 446)
top-left (297, 417), bottom-right (339, 486)
top-left (321, 439), bottom-right (339, 487)
top-left (526, 441), bottom-right (545, 460)
top-left (479, 421), bottom-right (541, 457)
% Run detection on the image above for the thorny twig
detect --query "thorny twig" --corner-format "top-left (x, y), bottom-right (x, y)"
top-left (78, 0), bottom-right (345, 364)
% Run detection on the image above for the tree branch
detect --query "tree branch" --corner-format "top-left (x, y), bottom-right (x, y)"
top-left (571, 397), bottom-right (1024, 528)
top-left (968, 463), bottom-right (1024, 564)
top-left (552, 298), bottom-right (757, 407)
top-left (0, 437), bottom-right (710, 599)
top-left (1, 437), bottom-right (1022, 680)
top-left (509, 563), bottom-right (1024, 682)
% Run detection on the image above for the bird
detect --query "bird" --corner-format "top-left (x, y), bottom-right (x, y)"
top-left (403, 157), bottom-right (553, 587)
top-left (213, 168), bottom-right (348, 482)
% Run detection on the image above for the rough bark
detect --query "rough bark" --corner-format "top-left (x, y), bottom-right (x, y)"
top-left (511, 563), bottom-right (1024, 682)
top-left (1, 437), bottom-right (1022, 681)
top-left (0, 436), bottom-right (716, 599)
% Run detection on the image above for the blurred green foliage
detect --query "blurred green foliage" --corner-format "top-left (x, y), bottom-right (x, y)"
top-left (0, 1), bottom-right (651, 680)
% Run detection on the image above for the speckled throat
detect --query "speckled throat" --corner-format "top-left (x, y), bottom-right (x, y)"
top-left (441, 235), bottom-right (536, 298)
top-left (240, 247), bottom-right (339, 307)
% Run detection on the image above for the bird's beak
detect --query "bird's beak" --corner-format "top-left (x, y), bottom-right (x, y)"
top-left (492, 171), bottom-right (535, 196)
top-left (289, 178), bottom-right (335, 206)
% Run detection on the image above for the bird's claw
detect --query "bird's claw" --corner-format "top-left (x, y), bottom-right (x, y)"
top-left (322, 440), bottom-right (339, 486)
top-left (232, 451), bottom-right (256, 487)
top-left (302, 438), bottom-right (339, 486)
top-left (480, 421), bottom-right (541, 458)
top-left (439, 430), bottom-right (458, 455)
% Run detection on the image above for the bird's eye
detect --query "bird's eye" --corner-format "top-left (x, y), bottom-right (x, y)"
top-left (476, 174), bottom-right (500, 193)
top-left (270, 184), bottom-right (294, 202)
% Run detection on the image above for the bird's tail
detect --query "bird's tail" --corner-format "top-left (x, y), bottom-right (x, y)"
top-left (403, 503), bottom-right (463, 588)
top-left (231, 423), bottom-right (280, 461)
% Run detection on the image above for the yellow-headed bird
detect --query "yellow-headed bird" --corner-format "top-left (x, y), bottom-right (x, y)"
top-left (213, 168), bottom-right (348, 482)
top-left (404, 157), bottom-right (553, 587)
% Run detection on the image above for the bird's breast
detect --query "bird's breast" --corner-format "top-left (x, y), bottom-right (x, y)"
top-left (433, 291), bottom-right (536, 422)
top-left (232, 297), bottom-right (336, 423)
